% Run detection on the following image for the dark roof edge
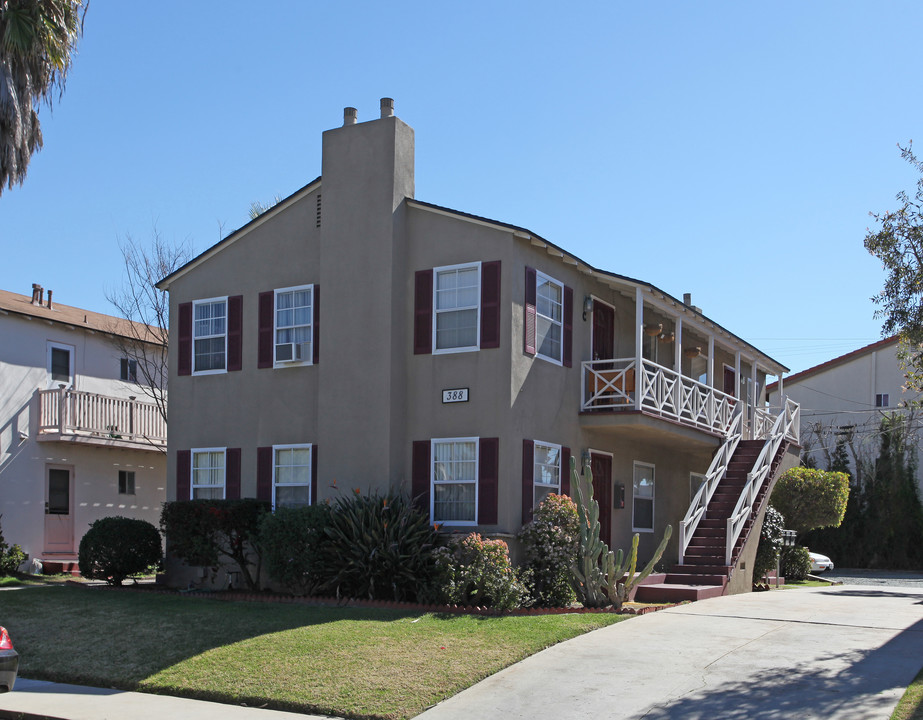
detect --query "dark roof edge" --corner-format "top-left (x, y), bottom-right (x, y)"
top-left (765, 335), bottom-right (897, 393)
top-left (408, 198), bottom-right (790, 374)
top-left (156, 177), bottom-right (322, 290)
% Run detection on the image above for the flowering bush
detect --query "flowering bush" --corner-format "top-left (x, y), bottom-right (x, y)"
top-left (518, 493), bottom-right (579, 607)
top-left (428, 533), bottom-right (531, 610)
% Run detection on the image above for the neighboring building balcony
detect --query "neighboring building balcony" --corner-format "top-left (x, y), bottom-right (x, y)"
top-left (580, 358), bottom-right (795, 444)
top-left (37, 387), bottom-right (166, 451)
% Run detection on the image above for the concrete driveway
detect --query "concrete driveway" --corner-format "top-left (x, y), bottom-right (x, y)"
top-left (417, 585), bottom-right (923, 720)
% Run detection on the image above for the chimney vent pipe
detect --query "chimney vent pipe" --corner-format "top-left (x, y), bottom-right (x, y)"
top-left (343, 107), bottom-right (358, 126)
top-left (683, 293), bottom-right (692, 306)
top-left (380, 98), bottom-right (394, 118)
top-left (46, 290), bottom-right (53, 309)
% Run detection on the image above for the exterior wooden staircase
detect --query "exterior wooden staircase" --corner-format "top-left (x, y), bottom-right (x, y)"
top-left (634, 439), bottom-right (789, 603)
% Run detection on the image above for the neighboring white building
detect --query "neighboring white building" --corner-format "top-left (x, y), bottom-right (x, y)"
top-left (0, 285), bottom-right (167, 572)
top-left (767, 336), bottom-right (923, 495)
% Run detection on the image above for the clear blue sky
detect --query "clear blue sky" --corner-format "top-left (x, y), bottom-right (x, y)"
top-left (2, 1), bottom-right (920, 376)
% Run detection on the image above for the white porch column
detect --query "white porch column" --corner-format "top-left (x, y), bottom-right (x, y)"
top-left (635, 286), bottom-right (643, 411)
top-left (750, 359), bottom-right (758, 427)
top-left (674, 318), bottom-right (683, 374)
top-left (778, 374), bottom-right (784, 403)
top-left (707, 335), bottom-right (714, 388)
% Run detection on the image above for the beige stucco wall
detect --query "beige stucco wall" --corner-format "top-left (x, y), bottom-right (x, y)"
top-left (0, 311), bottom-right (166, 561)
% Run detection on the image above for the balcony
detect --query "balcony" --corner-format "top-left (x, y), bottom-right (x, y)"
top-left (37, 388), bottom-right (166, 451)
top-left (581, 358), bottom-right (740, 438)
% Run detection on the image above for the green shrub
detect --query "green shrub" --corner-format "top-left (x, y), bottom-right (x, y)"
top-left (260, 504), bottom-right (332, 595)
top-left (78, 517), bottom-right (162, 586)
top-left (0, 515), bottom-right (26, 576)
top-left (781, 545), bottom-right (812, 581)
top-left (754, 506), bottom-right (785, 582)
top-left (770, 467), bottom-right (850, 535)
top-left (429, 533), bottom-right (531, 610)
top-left (518, 493), bottom-right (579, 607)
top-left (321, 492), bottom-right (439, 601)
top-left (160, 499), bottom-right (270, 591)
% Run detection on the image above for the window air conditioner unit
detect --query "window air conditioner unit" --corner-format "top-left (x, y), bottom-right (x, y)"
top-left (275, 343), bottom-right (304, 362)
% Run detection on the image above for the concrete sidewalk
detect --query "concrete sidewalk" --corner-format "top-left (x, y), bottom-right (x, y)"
top-left (1, 585), bottom-right (921, 720)
top-left (0, 679), bottom-right (342, 720)
top-left (418, 585), bottom-right (923, 720)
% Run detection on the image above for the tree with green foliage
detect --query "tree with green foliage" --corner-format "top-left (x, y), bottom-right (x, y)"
top-left (0, 0), bottom-right (86, 193)
top-left (770, 467), bottom-right (849, 536)
top-left (865, 142), bottom-right (923, 392)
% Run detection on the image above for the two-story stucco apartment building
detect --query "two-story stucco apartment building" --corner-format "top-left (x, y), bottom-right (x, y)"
top-left (0, 286), bottom-right (166, 572)
top-left (157, 100), bottom-right (800, 597)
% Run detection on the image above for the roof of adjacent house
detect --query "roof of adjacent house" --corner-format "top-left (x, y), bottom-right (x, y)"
top-left (157, 180), bottom-right (789, 375)
top-left (765, 335), bottom-right (898, 394)
top-left (0, 288), bottom-right (162, 344)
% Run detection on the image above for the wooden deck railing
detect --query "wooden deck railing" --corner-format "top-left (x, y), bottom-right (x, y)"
top-left (38, 388), bottom-right (166, 446)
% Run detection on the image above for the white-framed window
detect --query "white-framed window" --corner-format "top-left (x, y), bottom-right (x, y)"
top-left (118, 470), bottom-right (136, 495)
top-left (120, 358), bottom-right (138, 382)
top-left (433, 262), bottom-right (480, 353)
top-left (535, 271), bottom-right (563, 364)
top-left (432, 437), bottom-right (478, 524)
top-left (47, 341), bottom-right (74, 387)
top-left (876, 393), bottom-right (890, 408)
top-left (533, 441), bottom-right (562, 508)
top-left (632, 461), bottom-right (655, 532)
top-left (690, 472), bottom-right (706, 504)
top-left (191, 448), bottom-right (226, 500)
top-left (273, 444), bottom-right (312, 509)
top-left (193, 297), bottom-right (227, 374)
top-left (274, 285), bottom-right (313, 366)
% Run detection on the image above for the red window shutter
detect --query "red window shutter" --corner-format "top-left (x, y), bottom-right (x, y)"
top-left (411, 441), bottom-right (431, 516)
top-left (258, 291), bottom-right (274, 369)
top-left (478, 437), bottom-right (499, 525)
top-left (178, 303), bottom-right (192, 376)
top-left (176, 450), bottom-right (191, 500)
top-left (226, 448), bottom-right (241, 499)
top-left (522, 439), bottom-right (534, 525)
top-left (257, 446), bottom-right (273, 502)
top-left (414, 270), bottom-right (433, 355)
top-left (563, 285), bottom-right (574, 368)
top-left (227, 295), bottom-right (243, 371)
top-left (311, 445), bottom-right (318, 505)
top-left (561, 446), bottom-right (571, 497)
top-left (480, 260), bottom-right (501, 349)
top-left (524, 267), bottom-right (537, 355)
top-left (312, 284), bottom-right (320, 364)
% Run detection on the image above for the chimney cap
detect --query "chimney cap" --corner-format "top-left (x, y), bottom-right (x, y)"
top-left (380, 97), bottom-right (394, 118)
top-left (343, 107), bottom-right (358, 126)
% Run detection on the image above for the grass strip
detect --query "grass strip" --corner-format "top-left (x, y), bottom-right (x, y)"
top-left (892, 664), bottom-right (923, 720)
top-left (0, 586), bottom-right (625, 719)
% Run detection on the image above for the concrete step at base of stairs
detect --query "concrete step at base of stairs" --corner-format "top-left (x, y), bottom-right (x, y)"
top-left (634, 583), bottom-right (726, 603)
top-left (664, 573), bottom-right (728, 586)
top-left (671, 563), bottom-right (732, 576)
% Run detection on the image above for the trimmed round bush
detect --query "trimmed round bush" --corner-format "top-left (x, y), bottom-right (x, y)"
top-left (78, 516), bottom-right (162, 585)
top-left (261, 504), bottom-right (332, 595)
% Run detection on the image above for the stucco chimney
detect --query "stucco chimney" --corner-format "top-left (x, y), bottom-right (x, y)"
top-left (46, 290), bottom-right (53, 309)
top-left (343, 107), bottom-right (358, 126)
top-left (683, 293), bottom-right (692, 306)
top-left (380, 98), bottom-right (394, 118)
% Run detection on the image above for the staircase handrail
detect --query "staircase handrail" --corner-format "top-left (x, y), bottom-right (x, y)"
top-left (724, 397), bottom-right (799, 565)
top-left (678, 405), bottom-right (743, 563)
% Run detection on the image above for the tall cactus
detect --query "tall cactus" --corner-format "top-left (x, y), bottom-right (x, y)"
top-left (569, 456), bottom-right (673, 610)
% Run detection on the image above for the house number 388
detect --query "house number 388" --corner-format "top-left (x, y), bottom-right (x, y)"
top-left (442, 388), bottom-right (469, 403)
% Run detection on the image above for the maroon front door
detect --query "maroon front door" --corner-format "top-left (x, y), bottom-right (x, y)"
top-left (592, 300), bottom-right (615, 362)
top-left (590, 453), bottom-right (612, 547)
top-left (723, 366), bottom-right (736, 397)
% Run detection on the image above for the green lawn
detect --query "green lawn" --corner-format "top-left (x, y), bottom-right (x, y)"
top-left (892, 665), bottom-right (923, 720)
top-left (0, 586), bottom-right (625, 719)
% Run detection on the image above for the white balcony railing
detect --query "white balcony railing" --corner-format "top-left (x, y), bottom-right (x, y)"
top-left (582, 358), bottom-right (738, 436)
top-left (38, 388), bottom-right (166, 446)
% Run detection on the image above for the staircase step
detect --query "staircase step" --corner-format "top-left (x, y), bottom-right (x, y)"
top-left (664, 573), bottom-right (727, 586)
top-left (672, 563), bottom-right (731, 576)
top-left (634, 583), bottom-right (726, 603)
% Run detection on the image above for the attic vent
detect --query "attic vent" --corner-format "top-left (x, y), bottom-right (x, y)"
top-left (315, 194), bottom-right (322, 228)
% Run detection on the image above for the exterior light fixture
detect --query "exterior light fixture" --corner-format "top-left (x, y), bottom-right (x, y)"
top-left (583, 295), bottom-right (593, 321)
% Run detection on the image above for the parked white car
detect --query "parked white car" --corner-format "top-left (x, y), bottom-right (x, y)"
top-left (809, 552), bottom-right (834, 573)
